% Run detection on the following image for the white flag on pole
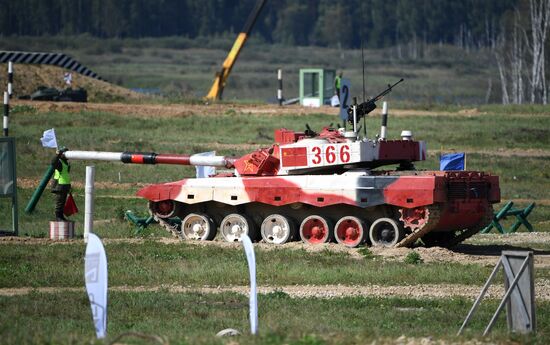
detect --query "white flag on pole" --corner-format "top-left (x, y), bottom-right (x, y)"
top-left (241, 235), bottom-right (258, 335)
top-left (195, 151), bottom-right (216, 178)
top-left (40, 128), bottom-right (58, 149)
top-left (64, 72), bottom-right (72, 86)
top-left (85, 233), bottom-right (108, 339)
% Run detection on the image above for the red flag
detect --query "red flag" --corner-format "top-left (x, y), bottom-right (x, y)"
top-left (64, 193), bottom-right (79, 216)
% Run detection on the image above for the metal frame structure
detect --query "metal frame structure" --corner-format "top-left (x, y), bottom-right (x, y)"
top-left (458, 251), bottom-right (535, 335)
top-left (0, 137), bottom-right (18, 235)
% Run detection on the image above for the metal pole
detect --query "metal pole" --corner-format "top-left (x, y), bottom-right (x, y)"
top-left (352, 97), bottom-right (357, 134)
top-left (277, 69), bottom-right (283, 106)
top-left (483, 257), bottom-right (530, 336)
top-left (84, 165), bottom-right (95, 243)
top-left (3, 91), bottom-right (9, 136)
top-left (25, 165), bottom-right (55, 214)
top-left (8, 61), bottom-right (13, 98)
top-left (380, 101), bottom-right (388, 140)
top-left (457, 258), bottom-right (502, 335)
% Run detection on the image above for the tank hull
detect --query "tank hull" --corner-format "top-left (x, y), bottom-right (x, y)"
top-left (137, 170), bottom-right (500, 247)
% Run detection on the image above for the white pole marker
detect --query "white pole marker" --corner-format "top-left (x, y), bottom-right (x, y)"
top-left (380, 101), bottom-right (388, 140)
top-left (84, 233), bottom-right (108, 339)
top-left (277, 69), bottom-right (283, 106)
top-left (241, 235), bottom-right (258, 335)
top-left (84, 166), bottom-right (96, 242)
top-left (8, 61), bottom-right (13, 97)
top-left (3, 91), bottom-right (8, 136)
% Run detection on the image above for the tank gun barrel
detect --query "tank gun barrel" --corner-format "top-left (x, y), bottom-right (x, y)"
top-left (64, 150), bottom-right (237, 168)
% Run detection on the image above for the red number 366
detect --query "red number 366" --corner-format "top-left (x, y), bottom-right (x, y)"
top-left (311, 145), bottom-right (350, 165)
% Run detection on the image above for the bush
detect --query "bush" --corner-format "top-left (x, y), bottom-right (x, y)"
top-left (358, 247), bottom-right (375, 260)
top-left (404, 251), bottom-right (423, 264)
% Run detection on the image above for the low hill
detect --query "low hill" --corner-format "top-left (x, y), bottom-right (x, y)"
top-left (0, 63), bottom-right (144, 102)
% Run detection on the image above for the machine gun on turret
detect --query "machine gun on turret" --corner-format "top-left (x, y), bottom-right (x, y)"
top-left (347, 78), bottom-right (404, 123)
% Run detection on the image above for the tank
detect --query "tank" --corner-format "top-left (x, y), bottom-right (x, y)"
top-left (63, 92), bottom-right (500, 248)
top-left (131, 108), bottom-right (499, 248)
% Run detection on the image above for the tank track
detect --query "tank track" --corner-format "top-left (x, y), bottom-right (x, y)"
top-left (430, 204), bottom-right (494, 248)
top-left (152, 212), bottom-right (183, 239)
top-left (149, 202), bottom-right (490, 249)
top-left (395, 205), bottom-right (441, 248)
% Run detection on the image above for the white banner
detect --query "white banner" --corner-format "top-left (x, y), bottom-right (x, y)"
top-left (85, 233), bottom-right (108, 339)
top-left (241, 235), bottom-right (258, 335)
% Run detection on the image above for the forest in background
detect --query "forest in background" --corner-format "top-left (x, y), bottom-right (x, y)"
top-left (1, 0), bottom-right (516, 49)
top-left (2, 0), bottom-right (550, 105)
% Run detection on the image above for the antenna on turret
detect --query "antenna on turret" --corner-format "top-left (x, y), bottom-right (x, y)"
top-left (360, 3), bottom-right (367, 138)
top-left (361, 40), bottom-right (366, 103)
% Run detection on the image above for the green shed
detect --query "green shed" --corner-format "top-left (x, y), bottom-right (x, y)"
top-left (299, 68), bottom-right (335, 107)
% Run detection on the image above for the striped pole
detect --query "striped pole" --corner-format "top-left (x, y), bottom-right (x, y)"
top-left (7, 61), bottom-right (13, 98)
top-left (277, 69), bottom-right (283, 106)
top-left (3, 91), bottom-right (8, 136)
top-left (380, 101), bottom-right (388, 140)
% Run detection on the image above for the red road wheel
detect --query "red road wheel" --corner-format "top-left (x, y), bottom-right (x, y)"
top-left (299, 215), bottom-right (332, 244)
top-left (334, 216), bottom-right (367, 247)
top-left (150, 200), bottom-right (176, 218)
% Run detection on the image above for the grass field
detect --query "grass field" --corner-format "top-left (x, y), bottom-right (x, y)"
top-left (0, 36), bottom-right (549, 343)
top-left (4, 102), bottom-right (549, 235)
top-left (0, 100), bottom-right (549, 344)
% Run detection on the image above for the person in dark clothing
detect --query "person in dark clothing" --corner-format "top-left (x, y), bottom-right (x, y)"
top-left (51, 148), bottom-right (71, 221)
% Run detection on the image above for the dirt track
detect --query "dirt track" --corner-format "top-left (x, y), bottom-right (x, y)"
top-left (2, 234), bottom-right (550, 301)
top-left (2, 280), bottom-right (550, 300)
top-left (8, 99), bottom-right (517, 118)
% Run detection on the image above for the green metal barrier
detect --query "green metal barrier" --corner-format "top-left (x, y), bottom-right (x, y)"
top-left (124, 210), bottom-right (182, 236)
top-left (124, 210), bottom-right (156, 235)
top-left (481, 201), bottom-right (536, 234)
top-left (25, 165), bottom-right (55, 214)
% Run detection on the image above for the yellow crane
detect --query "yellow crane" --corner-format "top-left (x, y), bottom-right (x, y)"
top-left (205, 0), bottom-right (267, 101)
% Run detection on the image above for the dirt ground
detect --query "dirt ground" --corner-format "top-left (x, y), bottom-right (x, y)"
top-left (9, 98), bottom-right (476, 118)
top-left (1, 234), bottom-right (549, 307)
top-left (1, 280), bottom-right (550, 301)
top-left (2, 233), bottom-right (550, 267)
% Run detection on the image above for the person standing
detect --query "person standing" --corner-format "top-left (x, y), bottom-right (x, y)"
top-left (51, 148), bottom-right (71, 221)
top-left (334, 72), bottom-right (343, 99)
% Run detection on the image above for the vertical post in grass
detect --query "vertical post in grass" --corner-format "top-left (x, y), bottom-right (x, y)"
top-left (3, 91), bottom-right (9, 136)
top-left (380, 101), bottom-right (388, 140)
top-left (7, 61), bottom-right (13, 98)
top-left (241, 235), bottom-right (258, 335)
top-left (277, 69), bottom-right (283, 106)
top-left (84, 165), bottom-right (95, 243)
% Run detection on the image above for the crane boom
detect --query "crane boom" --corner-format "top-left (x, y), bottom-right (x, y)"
top-left (204, 0), bottom-right (267, 101)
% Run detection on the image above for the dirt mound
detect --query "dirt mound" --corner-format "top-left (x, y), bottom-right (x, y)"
top-left (0, 63), bottom-right (144, 102)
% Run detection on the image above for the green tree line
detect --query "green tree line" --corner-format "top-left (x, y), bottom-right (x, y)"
top-left (0, 0), bottom-right (517, 49)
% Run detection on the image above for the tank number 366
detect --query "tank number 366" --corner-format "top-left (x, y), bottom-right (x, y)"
top-left (310, 144), bottom-right (351, 165)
